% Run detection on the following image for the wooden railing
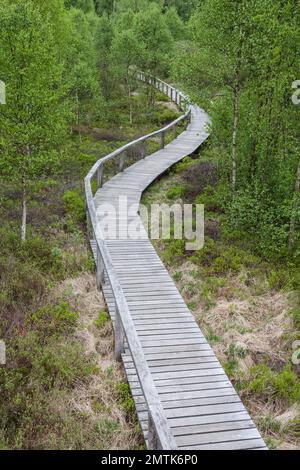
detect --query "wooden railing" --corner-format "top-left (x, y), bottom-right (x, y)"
top-left (84, 71), bottom-right (192, 450)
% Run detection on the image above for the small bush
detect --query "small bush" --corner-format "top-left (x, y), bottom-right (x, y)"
top-left (268, 270), bottom-right (289, 290)
top-left (63, 190), bottom-right (86, 225)
top-left (183, 161), bottom-right (219, 200)
top-left (95, 310), bottom-right (109, 329)
top-left (162, 239), bottom-right (185, 264)
top-left (172, 156), bottom-right (194, 174)
top-left (115, 383), bottom-right (136, 420)
top-left (28, 302), bottom-right (79, 339)
top-left (152, 108), bottom-right (180, 125)
top-left (166, 186), bottom-right (186, 200)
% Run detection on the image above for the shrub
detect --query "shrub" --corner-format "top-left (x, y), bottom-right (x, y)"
top-left (63, 190), bottom-right (86, 225)
top-left (0, 309), bottom-right (98, 449)
top-left (246, 364), bottom-right (300, 403)
top-left (166, 186), bottom-right (186, 200)
top-left (95, 310), bottom-right (109, 329)
top-left (172, 156), bottom-right (194, 174)
top-left (183, 161), bottom-right (219, 199)
top-left (162, 239), bottom-right (185, 264)
top-left (115, 383), bottom-right (136, 420)
top-left (28, 302), bottom-right (79, 338)
top-left (152, 109), bottom-right (180, 125)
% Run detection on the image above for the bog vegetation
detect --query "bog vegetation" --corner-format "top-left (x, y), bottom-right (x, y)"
top-left (0, 0), bottom-right (299, 450)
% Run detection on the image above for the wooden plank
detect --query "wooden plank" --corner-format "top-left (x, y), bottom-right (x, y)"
top-left (176, 428), bottom-right (261, 447)
top-left (179, 439), bottom-right (266, 450)
top-left (171, 420), bottom-right (255, 437)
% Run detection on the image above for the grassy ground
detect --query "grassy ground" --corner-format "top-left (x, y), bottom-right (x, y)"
top-left (142, 145), bottom-right (300, 450)
top-left (0, 86), bottom-right (178, 449)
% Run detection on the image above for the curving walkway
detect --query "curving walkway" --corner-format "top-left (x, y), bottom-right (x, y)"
top-left (87, 75), bottom-right (267, 450)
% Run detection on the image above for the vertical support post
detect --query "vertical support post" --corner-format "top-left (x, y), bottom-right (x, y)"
top-left (185, 114), bottom-right (189, 130)
top-left (97, 165), bottom-right (104, 189)
top-left (174, 123), bottom-right (178, 139)
top-left (96, 246), bottom-right (105, 289)
top-left (148, 414), bottom-right (160, 450)
top-left (115, 305), bottom-right (125, 362)
top-left (119, 152), bottom-right (126, 172)
top-left (161, 131), bottom-right (165, 149)
top-left (141, 140), bottom-right (147, 159)
top-left (179, 94), bottom-right (182, 110)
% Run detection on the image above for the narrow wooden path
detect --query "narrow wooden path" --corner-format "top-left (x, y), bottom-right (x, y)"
top-left (86, 73), bottom-right (266, 450)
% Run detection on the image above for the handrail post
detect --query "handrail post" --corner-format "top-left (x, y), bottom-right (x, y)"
top-left (119, 152), bottom-right (126, 172)
top-left (97, 165), bottom-right (104, 189)
top-left (185, 114), bottom-right (189, 131)
top-left (148, 414), bottom-right (160, 450)
top-left (161, 131), bottom-right (165, 149)
top-left (96, 245), bottom-right (105, 289)
top-left (115, 305), bottom-right (125, 362)
top-left (170, 88), bottom-right (173, 101)
top-left (174, 123), bottom-right (178, 139)
top-left (141, 140), bottom-right (147, 159)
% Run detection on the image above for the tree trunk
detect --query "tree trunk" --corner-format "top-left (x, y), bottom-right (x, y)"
top-left (21, 176), bottom-right (27, 243)
top-left (128, 82), bottom-right (133, 126)
top-left (288, 159), bottom-right (300, 253)
top-left (231, 85), bottom-right (239, 196)
top-left (76, 90), bottom-right (81, 143)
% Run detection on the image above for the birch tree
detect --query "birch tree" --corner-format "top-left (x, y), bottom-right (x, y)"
top-left (0, 0), bottom-right (69, 242)
top-left (111, 29), bottom-right (140, 124)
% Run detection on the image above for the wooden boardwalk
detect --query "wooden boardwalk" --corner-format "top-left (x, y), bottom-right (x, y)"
top-left (87, 73), bottom-right (266, 450)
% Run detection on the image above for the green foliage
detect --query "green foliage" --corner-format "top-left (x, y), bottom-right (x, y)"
top-left (173, 0), bottom-right (300, 259)
top-left (164, 6), bottom-right (186, 40)
top-left (166, 185), bottom-right (185, 200)
top-left (162, 239), bottom-right (185, 264)
top-left (172, 157), bottom-right (194, 174)
top-left (133, 3), bottom-right (174, 75)
top-left (191, 238), bottom-right (259, 275)
top-left (115, 383), bottom-right (136, 419)
top-left (95, 310), bottom-right (109, 328)
top-left (0, 0), bottom-right (71, 240)
top-left (63, 189), bottom-right (86, 225)
top-left (0, 296), bottom-right (98, 449)
top-left (258, 415), bottom-right (281, 435)
top-left (28, 302), bottom-right (79, 338)
top-left (163, 0), bottom-right (196, 21)
top-left (290, 307), bottom-right (300, 330)
top-left (65, 0), bottom-right (95, 13)
top-left (245, 364), bottom-right (300, 403)
top-left (153, 108), bottom-right (180, 125)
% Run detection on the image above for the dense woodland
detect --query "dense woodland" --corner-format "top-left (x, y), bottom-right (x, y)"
top-left (0, 0), bottom-right (299, 450)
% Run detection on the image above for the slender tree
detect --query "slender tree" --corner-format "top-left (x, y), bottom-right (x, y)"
top-left (111, 29), bottom-right (141, 124)
top-left (0, 0), bottom-right (69, 241)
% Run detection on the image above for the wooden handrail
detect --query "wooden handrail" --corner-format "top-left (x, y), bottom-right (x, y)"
top-left (85, 71), bottom-right (192, 450)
